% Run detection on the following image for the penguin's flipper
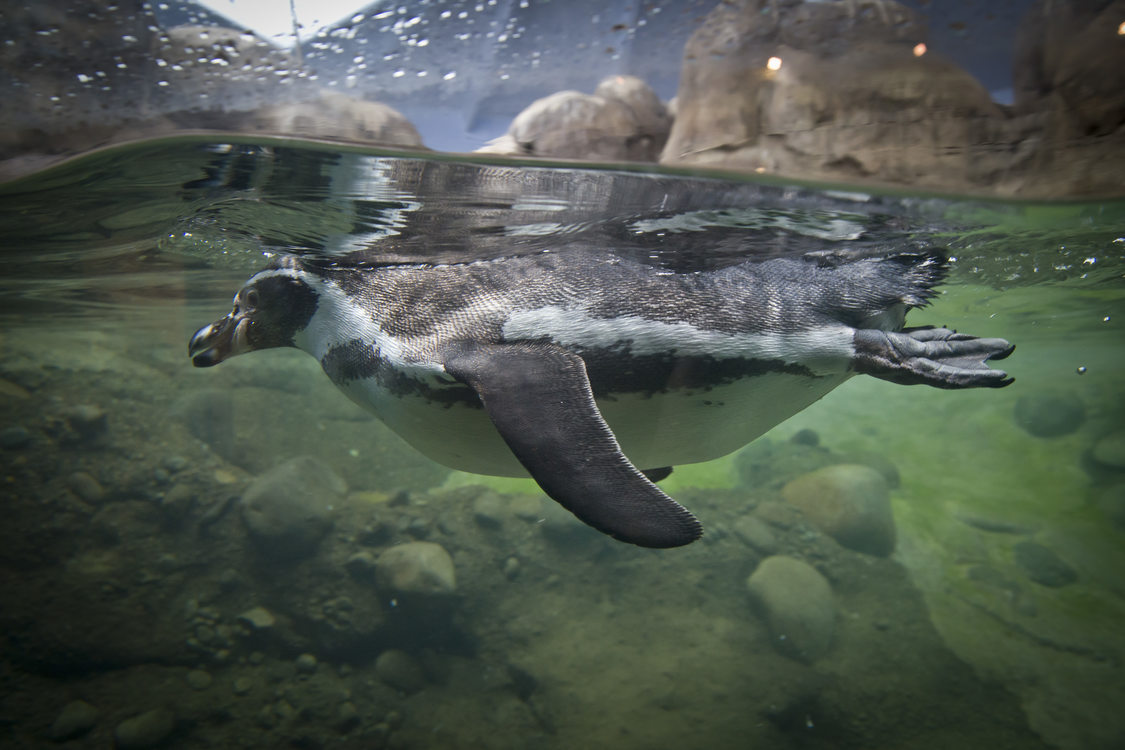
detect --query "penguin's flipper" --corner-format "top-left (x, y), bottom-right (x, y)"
top-left (442, 341), bottom-right (703, 548)
top-left (853, 327), bottom-right (1014, 389)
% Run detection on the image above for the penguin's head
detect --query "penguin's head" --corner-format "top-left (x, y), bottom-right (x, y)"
top-left (189, 263), bottom-right (319, 367)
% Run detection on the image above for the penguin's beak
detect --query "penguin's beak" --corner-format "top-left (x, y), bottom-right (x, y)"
top-left (189, 312), bottom-right (250, 367)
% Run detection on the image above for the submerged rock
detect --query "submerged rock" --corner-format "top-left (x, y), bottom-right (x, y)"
top-left (240, 456), bottom-right (344, 559)
top-left (170, 389), bottom-right (235, 454)
top-left (1014, 392), bottom-right (1086, 438)
top-left (376, 541), bottom-right (456, 596)
top-left (732, 514), bottom-right (779, 555)
top-left (1092, 430), bottom-right (1125, 470)
top-left (746, 556), bottom-right (835, 662)
top-left (0, 425), bottom-right (31, 449)
top-left (113, 707), bottom-right (175, 749)
top-left (781, 464), bottom-right (895, 556)
top-left (375, 649), bottom-right (426, 694)
top-left (1013, 541), bottom-right (1077, 588)
top-left (48, 700), bottom-right (100, 741)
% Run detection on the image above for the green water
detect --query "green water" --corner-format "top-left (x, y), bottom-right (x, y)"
top-left (1, 136), bottom-right (1123, 749)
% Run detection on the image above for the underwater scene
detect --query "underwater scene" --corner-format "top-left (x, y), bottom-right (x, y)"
top-left (3, 0), bottom-right (1125, 749)
top-left (1, 137), bottom-right (1123, 750)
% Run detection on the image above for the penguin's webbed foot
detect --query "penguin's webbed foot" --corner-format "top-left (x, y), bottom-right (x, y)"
top-left (853, 327), bottom-right (1014, 389)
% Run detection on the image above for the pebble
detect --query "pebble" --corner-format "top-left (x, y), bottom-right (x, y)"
top-left (375, 649), bottom-right (426, 694)
top-left (732, 514), bottom-right (779, 555)
top-left (64, 405), bottom-right (108, 440)
top-left (345, 551), bottom-right (377, 581)
top-left (186, 669), bottom-right (213, 690)
top-left (232, 676), bottom-right (255, 695)
top-left (67, 471), bottom-right (105, 503)
top-left (48, 700), bottom-right (100, 741)
top-left (1013, 541), bottom-right (1077, 588)
top-left (376, 541), bottom-right (457, 596)
top-left (746, 555), bottom-right (836, 662)
top-left (160, 484), bottom-right (195, 519)
top-left (472, 491), bottom-right (507, 528)
top-left (237, 606), bottom-right (276, 631)
top-left (113, 707), bottom-right (175, 749)
top-left (1013, 391), bottom-right (1085, 438)
top-left (0, 425), bottom-right (31, 449)
top-left (503, 556), bottom-right (521, 580)
top-left (295, 653), bottom-right (318, 675)
top-left (163, 455), bottom-right (189, 473)
top-left (336, 702), bottom-right (361, 733)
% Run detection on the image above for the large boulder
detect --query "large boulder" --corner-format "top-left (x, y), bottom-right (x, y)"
top-left (478, 75), bottom-right (671, 162)
top-left (661, 0), bottom-right (1037, 193)
top-left (1013, 0), bottom-right (1125, 136)
top-left (781, 464), bottom-right (895, 557)
top-left (240, 456), bottom-right (344, 559)
top-left (746, 555), bottom-right (835, 662)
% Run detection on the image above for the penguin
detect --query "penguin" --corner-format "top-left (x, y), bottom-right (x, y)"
top-left (189, 247), bottom-right (1012, 549)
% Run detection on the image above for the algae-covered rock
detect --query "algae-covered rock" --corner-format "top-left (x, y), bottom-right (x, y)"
top-left (782, 464), bottom-right (895, 556)
top-left (746, 556), bottom-right (835, 662)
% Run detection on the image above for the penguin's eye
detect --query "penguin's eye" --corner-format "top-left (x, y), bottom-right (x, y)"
top-left (244, 289), bottom-right (260, 308)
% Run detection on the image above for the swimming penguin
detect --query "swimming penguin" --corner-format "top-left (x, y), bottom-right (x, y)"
top-left (189, 248), bottom-right (1013, 548)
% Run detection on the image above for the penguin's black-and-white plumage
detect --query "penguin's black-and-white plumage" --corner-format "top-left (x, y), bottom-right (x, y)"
top-left (189, 248), bottom-right (1013, 548)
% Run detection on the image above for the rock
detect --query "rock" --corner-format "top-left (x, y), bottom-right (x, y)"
top-left (232, 676), bottom-right (254, 695)
top-left (837, 452), bottom-right (901, 489)
top-left (472, 491), bottom-right (507, 528)
top-left (660, 0), bottom-right (1045, 194)
top-left (113, 707), bottom-right (175, 749)
top-left (375, 649), bottom-right (426, 694)
top-left (0, 425), bottom-right (31, 449)
top-left (1013, 541), bottom-right (1077, 588)
top-left (508, 494), bottom-right (543, 522)
top-left (186, 670), bottom-right (213, 690)
top-left (240, 456), bottom-right (344, 559)
top-left (376, 541), bottom-right (456, 596)
top-left (237, 606), bottom-right (276, 631)
top-left (64, 405), bottom-right (107, 440)
top-left (336, 701), bottom-right (361, 733)
top-left (1095, 484), bottom-right (1125, 531)
top-left (163, 456), bottom-right (189, 473)
top-left (1014, 391), bottom-right (1086, 438)
top-left (295, 653), bottom-right (318, 675)
top-left (159, 483), bottom-right (195, 520)
top-left (345, 550), bottom-right (378, 581)
top-left (746, 556), bottom-right (835, 662)
top-left (239, 91), bottom-right (424, 148)
top-left (48, 700), bottom-right (100, 741)
top-left (478, 75), bottom-right (671, 162)
top-left (789, 428), bottom-right (819, 447)
top-left (1092, 431), bottom-right (1125, 470)
top-left (170, 389), bottom-right (235, 454)
top-left (67, 471), bottom-right (105, 503)
top-left (1013, 0), bottom-right (1125, 135)
top-left (732, 514), bottom-right (779, 555)
top-left (781, 464), bottom-right (895, 556)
